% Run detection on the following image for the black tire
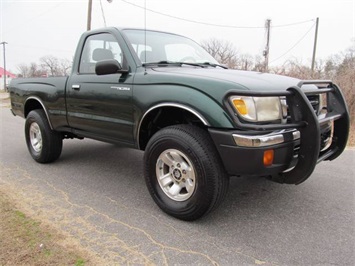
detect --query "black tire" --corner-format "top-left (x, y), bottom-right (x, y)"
top-left (25, 109), bottom-right (63, 163)
top-left (144, 125), bottom-right (229, 221)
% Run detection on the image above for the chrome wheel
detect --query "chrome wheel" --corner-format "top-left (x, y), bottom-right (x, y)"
top-left (29, 122), bottom-right (42, 152)
top-left (156, 149), bottom-right (196, 201)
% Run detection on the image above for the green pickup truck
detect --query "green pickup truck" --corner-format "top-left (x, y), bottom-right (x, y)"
top-left (9, 27), bottom-right (349, 220)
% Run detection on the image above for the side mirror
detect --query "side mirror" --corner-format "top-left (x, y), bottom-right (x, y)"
top-left (95, 59), bottom-right (129, 75)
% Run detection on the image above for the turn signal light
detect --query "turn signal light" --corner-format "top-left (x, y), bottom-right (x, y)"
top-left (232, 98), bottom-right (248, 115)
top-left (263, 149), bottom-right (274, 166)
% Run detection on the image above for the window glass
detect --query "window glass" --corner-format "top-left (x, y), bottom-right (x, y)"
top-left (165, 44), bottom-right (201, 62)
top-left (123, 29), bottom-right (218, 64)
top-left (79, 33), bottom-right (123, 74)
top-left (130, 44), bottom-right (152, 63)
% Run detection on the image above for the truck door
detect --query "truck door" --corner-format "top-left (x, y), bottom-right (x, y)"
top-left (66, 32), bottom-right (134, 145)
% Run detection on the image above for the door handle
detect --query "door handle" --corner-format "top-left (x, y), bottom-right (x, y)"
top-left (72, 84), bottom-right (80, 90)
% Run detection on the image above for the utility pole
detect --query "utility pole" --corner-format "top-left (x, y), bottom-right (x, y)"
top-left (0, 42), bottom-right (7, 92)
top-left (263, 19), bottom-right (271, 72)
top-left (311, 17), bottom-right (319, 76)
top-left (87, 0), bottom-right (113, 30)
top-left (87, 0), bottom-right (93, 31)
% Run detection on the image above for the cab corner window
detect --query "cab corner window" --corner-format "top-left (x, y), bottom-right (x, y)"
top-left (79, 33), bottom-right (124, 74)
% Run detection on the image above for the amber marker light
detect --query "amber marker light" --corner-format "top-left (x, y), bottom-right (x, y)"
top-left (232, 98), bottom-right (248, 115)
top-left (263, 149), bottom-right (274, 166)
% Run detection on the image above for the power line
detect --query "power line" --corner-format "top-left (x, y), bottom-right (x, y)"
top-left (10, 44), bottom-right (72, 53)
top-left (120, 0), bottom-right (313, 29)
top-left (269, 22), bottom-right (316, 64)
top-left (3, 2), bottom-right (63, 34)
top-left (271, 19), bottom-right (315, 28)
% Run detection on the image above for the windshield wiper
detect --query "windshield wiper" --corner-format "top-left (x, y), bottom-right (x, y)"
top-left (142, 61), bottom-right (228, 69)
top-left (142, 61), bottom-right (204, 68)
top-left (142, 61), bottom-right (177, 66)
top-left (200, 62), bottom-right (228, 69)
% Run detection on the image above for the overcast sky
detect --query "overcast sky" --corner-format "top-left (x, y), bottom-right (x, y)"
top-left (1, 0), bottom-right (354, 73)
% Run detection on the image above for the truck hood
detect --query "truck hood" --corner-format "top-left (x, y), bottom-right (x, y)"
top-left (152, 67), bottom-right (301, 91)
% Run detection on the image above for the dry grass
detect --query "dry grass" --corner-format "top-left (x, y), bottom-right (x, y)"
top-left (0, 192), bottom-right (90, 266)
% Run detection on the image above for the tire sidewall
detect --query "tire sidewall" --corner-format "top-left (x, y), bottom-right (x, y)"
top-left (25, 112), bottom-right (45, 161)
top-left (25, 110), bottom-right (62, 163)
top-left (144, 129), bottom-right (214, 219)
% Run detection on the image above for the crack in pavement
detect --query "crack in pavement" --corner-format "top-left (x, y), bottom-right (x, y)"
top-left (0, 159), bottom-right (281, 265)
top-left (0, 162), bottom-right (222, 265)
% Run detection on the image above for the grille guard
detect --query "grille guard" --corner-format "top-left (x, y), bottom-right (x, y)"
top-left (224, 80), bottom-right (350, 185)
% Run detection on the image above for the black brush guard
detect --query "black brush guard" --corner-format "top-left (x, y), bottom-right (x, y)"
top-left (225, 80), bottom-right (350, 185)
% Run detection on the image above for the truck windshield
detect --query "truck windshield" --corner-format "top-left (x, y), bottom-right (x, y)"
top-left (123, 29), bottom-right (218, 65)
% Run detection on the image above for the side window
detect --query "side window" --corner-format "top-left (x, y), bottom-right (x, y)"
top-left (79, 33), bottom-right (124, 74)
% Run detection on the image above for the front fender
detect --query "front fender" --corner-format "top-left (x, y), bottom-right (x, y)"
top-left (133, 83), bottom-right (235, 131)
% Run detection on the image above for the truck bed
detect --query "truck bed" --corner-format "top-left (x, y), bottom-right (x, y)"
top-left (10, 76), bottom-right (69, 129)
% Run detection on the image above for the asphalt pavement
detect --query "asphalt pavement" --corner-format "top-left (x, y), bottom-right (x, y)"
top-left (0, 106), bottom-right (354, 265)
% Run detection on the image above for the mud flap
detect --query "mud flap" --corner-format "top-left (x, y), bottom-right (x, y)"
top-left (272, 86), bottom-right (321, 185)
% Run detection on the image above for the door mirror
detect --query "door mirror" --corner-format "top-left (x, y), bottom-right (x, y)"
top-left (95, 59), bottom-right (128, 75)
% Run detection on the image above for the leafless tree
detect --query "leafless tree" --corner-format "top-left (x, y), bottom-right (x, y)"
top-left (17, 64), bottom-right (30, 78)
top-left (30, 62), bottom-right (48, 77)
top-left (17, 56), bottom-right (70, 78)
top-left (269, 46), bottom-right (354, 145)
top-left (235, 54), bottom-right (254, 71)
top-left (252, 55), bottom-right (265, 72)
top-left (40, 55), bottom-right (60, 76)
top-left (201, 38), bottom-right (238, 68)
top-left (333, 46), bottom-right (355, 116)
top-left (17, 62), bottom-right (45, 78)
top-left (59, 58), bottom-right (72, 76)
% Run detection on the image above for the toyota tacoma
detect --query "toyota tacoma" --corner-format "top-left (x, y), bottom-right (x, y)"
top-left (9, 27), bottom-right (350, 220)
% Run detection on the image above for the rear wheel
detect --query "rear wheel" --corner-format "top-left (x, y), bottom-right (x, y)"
top-left (144, 125), bottom-right (229, 221)
top-left (25, 109), bottom-right (63, 163)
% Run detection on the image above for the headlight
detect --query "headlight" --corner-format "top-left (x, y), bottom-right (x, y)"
top-left (230, 96), bottom-right (282, 122)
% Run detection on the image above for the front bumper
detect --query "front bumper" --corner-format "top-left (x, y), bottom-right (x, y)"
top-left (209, 128), bottom-right (300, 176)
top-left (210, 81), bottom-right (349, 184)
top-left (232, 129), bottom-right (300, 147)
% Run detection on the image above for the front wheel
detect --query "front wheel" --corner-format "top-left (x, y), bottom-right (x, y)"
top-left (25, 109), bottom-right (63, 163)
top-left (144, 125), bottom-right (229, 221)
